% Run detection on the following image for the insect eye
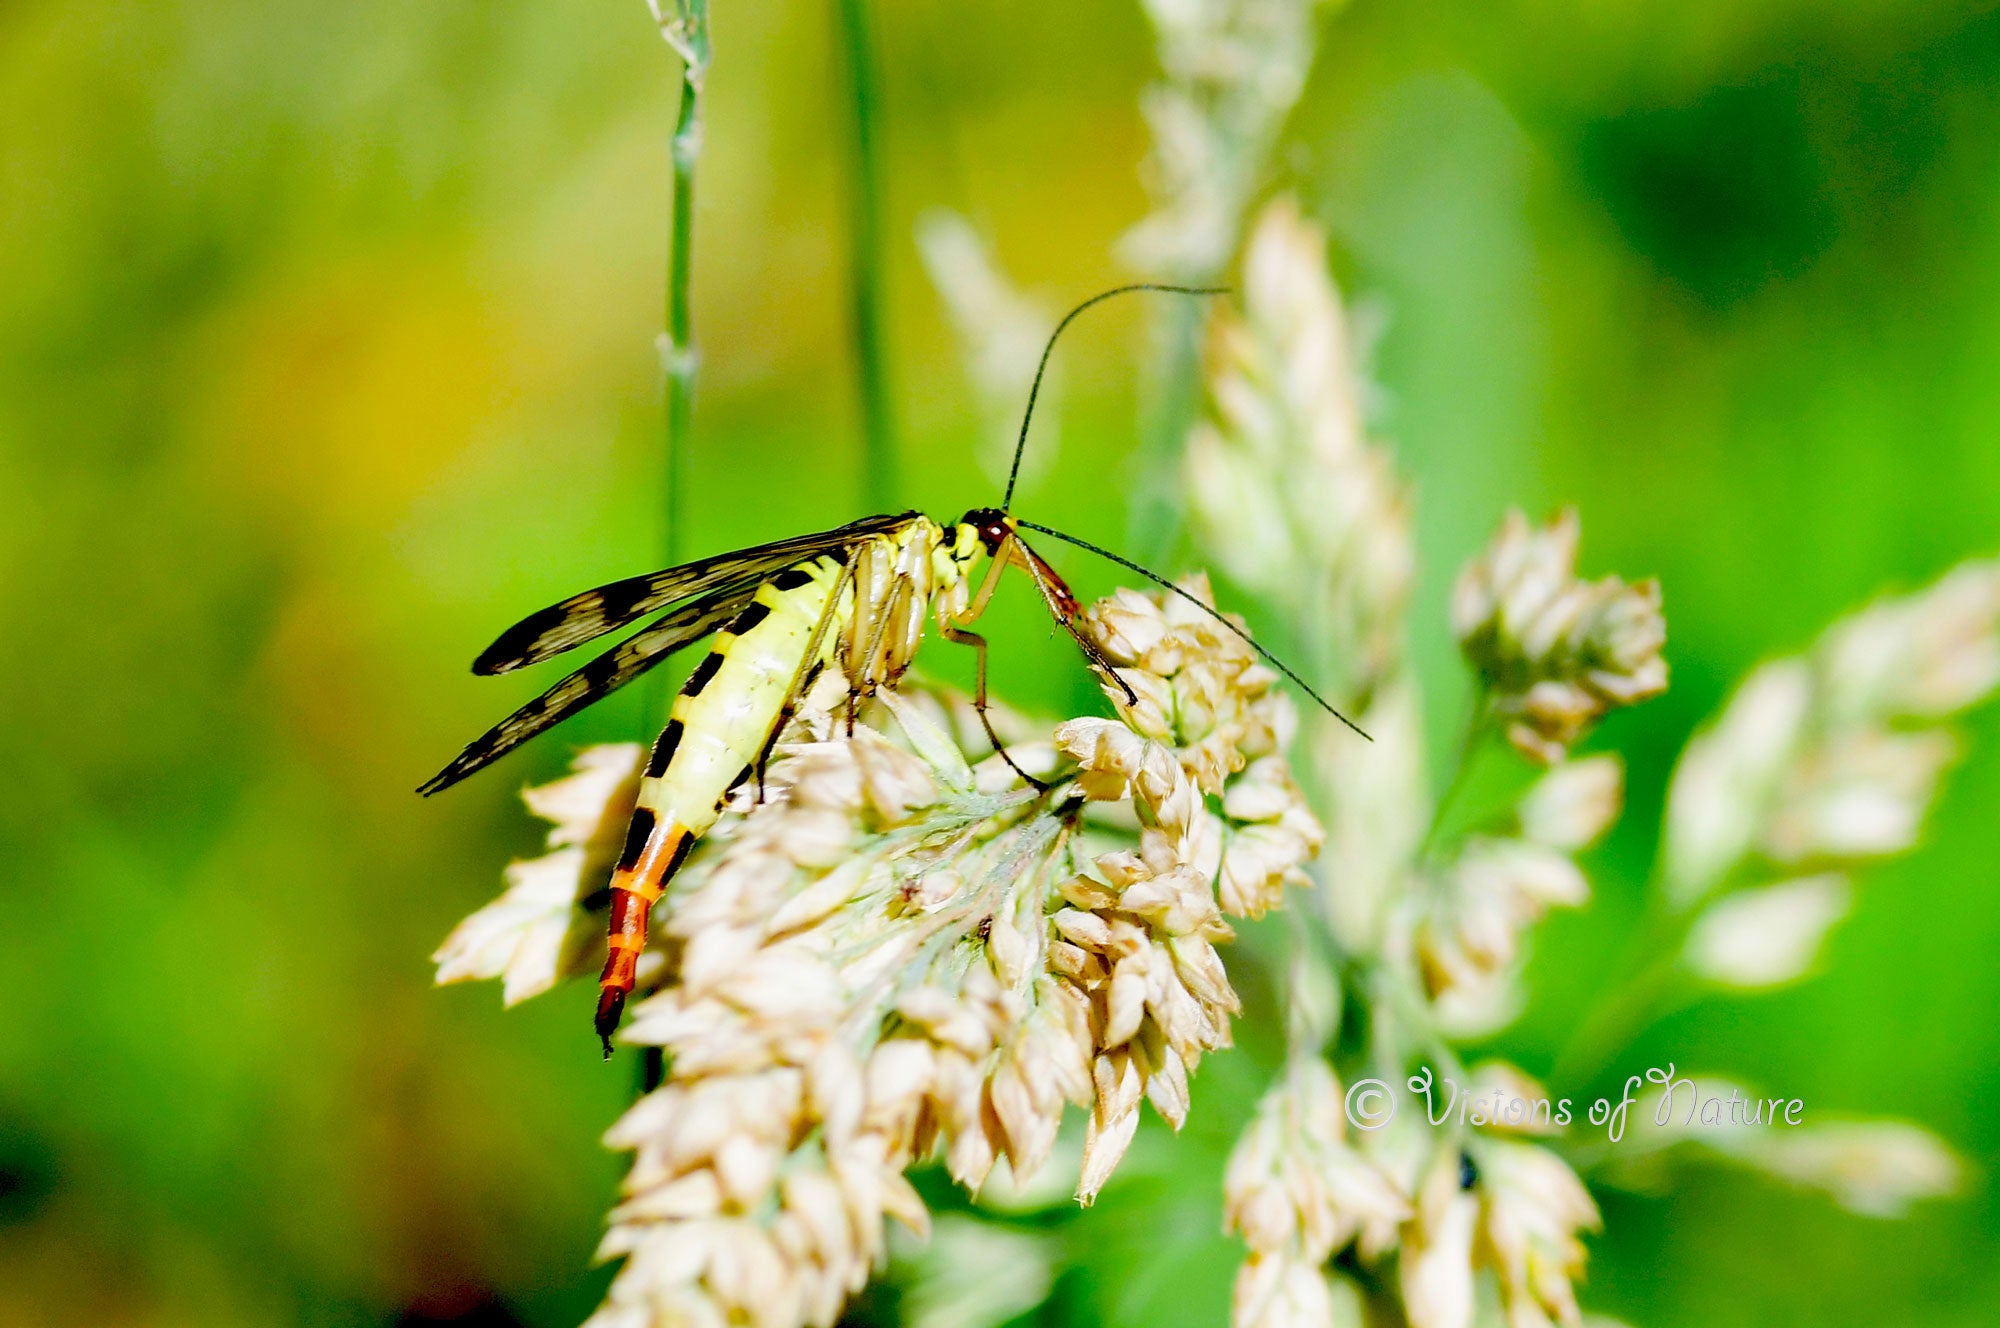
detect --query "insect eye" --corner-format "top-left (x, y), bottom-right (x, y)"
top-left (955, 507), bottom-right (1010, 555)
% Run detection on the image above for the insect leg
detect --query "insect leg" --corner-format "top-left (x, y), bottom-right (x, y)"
top-left (1007, 534), bottom-right (1139, 705)
top-left (959, 539), bottom-right (1012, 622)
top-left (755, 546), bottom-right (863, 799)
top-left (756, 663), bottom-right (822, 802)
top-left (845, 571), bottom-right (918, 735)
top-left (941, 622), bottom-right (1049, 792)
top-left (938, 532), bottom-right (1058, 787)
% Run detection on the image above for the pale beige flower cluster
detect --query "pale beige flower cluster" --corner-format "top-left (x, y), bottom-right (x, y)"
top-left (1609, 1075), bottom-right (1962, 1219)
top-left (1566, 563), bottom-right (1993, 1245)
top-left (1223, 1057), bottom-right (1406, 1328)
top-left (1045, 738), bottom-right (1240, 1200)
top-left (579, 720), bottom-right (1070, 1328)
top-left (1082, 572), bottom-right (1324, 917)
top-left (434, 581), bottom-right (1324, 1328)
top-left (1122, 0), bottom-right (1335, 278)
top-left (1180, 197), bottom-right (1642, 1328)
top-left (585, 654), bottom-right (1318, 1326)
top-left (1055, 576), bottom-right (1325, 1196)
top-left (1400, 1141), bottom-right (1600, 1328)
top-left (1115, 8), bottom-right (2000, 1298)
top-left (1222, 1055), bottom-right (1602, 1328)
top-left (565, 704), bottom-right (1080, 1328)
top-left (1453, 509), bottom-right (1668, 765)
top-left (1413, 757), bottom-right (1622, 1034)
top-left (1748, 1122), bottom-right (1962, 1219)
top-left (1176, 189), bottom-right (1977, 1328)
top-left (1184, 199), bottom-right (1411, 701)
top-left (432, 742), bottom-right (643, 1005)
top-left (1666, 559), bottom-right (2000, 984)
top-left (1181, 200), bottom-right (1424, 954)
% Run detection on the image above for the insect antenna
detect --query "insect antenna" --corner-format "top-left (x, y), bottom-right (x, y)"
top-left (1014, 519), bottom-right (1373, 741)
top-left (1003, 283), bottom-right (1228, 511)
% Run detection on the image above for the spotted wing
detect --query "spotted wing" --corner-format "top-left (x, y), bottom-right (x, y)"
top-left (418, 582), bottom-right (762, 795)
top-left (471, 512), bottom-right (914, 675)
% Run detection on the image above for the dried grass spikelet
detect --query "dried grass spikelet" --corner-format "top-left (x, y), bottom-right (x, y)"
top-left (1412, 844), bottom-right (1584, 1037)
top-left (1185, 198), bottom-right (1411, 707)
top-left (1398, 1140), bottom-right (1599, 1328)
top-left (539, 582), bottom-right (1326, 1328)
top-left (1043, 786), bottom-right (1240, 1202)
top-left (1122, 0), bottom-right (1337, 278)
top-left (1453, 509), bottom-right (1668, 765)
top-left (1080, 572), bottom-right (1326, 920)
top-left (1184, 197), bottom-right (1424, 954)
top-left (1223, 1057), bottom-right (1408, 1328)
top-left (1514, 755), bottom-right (1623, 853)
top-left (1459, 1061), bottom-right (1568, 1140)
top-left (1475, 1141), bottom-right (1601, 1328)
top-left (1662, 557), bottom-right (2000, 981)
top-left (1085, 573), bottom-right (1281, 777)
top-left (1397, 1151), bottom-right (1478, 1328)
top-left (1681, 874), bottom-right (1851, 989)
top-left (432, 743), bottom-right (644, 1005)
top-left (1413, 756), bottom-right (1622, 1035)
top-left (1054, 580), bottom-right (1327, 1198)
top-left (1741, 1121), bottom-right (1962, 1219)
top-left (1615, 1076), bottom-right (1961, 1219)
top-left (1817, 557), bottom-right (2000, 722)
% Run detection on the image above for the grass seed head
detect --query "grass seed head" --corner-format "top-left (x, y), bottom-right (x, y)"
top-left (420, 581), bottom-right (1328, 1328)
top-left (1453, 508), bottom-right (1669, 765)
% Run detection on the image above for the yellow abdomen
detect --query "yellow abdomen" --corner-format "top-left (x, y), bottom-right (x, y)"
top-left (594, 553), bottom-right (848, 1050)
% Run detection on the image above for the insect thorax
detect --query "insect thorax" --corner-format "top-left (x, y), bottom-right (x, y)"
top-left (835, 517), bottom-right (954, 692)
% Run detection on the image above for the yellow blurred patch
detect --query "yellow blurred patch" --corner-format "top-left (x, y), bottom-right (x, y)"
top-left (192, 251), bottom-right (517, 540)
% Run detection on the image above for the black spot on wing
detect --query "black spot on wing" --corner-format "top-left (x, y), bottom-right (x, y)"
top-left (682, 650), bottom-right (725, 698)
top-left (646, 719), bottom-right (685, 777)
top-left (595, 576), bottom-right (654, 626)
top-left (473, 602), bottom-right (584, 676)
top-left (771, 565), bottom-right (816, 592)
top-left (729, 601), bottom-right (772, 635)
top-left (617, 807), bottom-right (658, 871)
top-left (471, 569), bottom-right (670, 676)
top-left (582, 648), bottom-right (622, 688)
top-left (419, 590), bottom-right (752, 795)
top-left (467, 513), bottom-right (912, 674)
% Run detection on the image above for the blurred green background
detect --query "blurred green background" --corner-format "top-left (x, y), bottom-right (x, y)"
top-left (3, 0), bottom-right (1998, 1324)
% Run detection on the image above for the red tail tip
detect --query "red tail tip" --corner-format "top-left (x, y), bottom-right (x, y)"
top-left (595, 988), bottom-right (628, 1058)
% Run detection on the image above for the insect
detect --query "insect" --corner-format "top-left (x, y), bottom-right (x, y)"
top-left (421, 284), bottom-right (1366, 1055)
